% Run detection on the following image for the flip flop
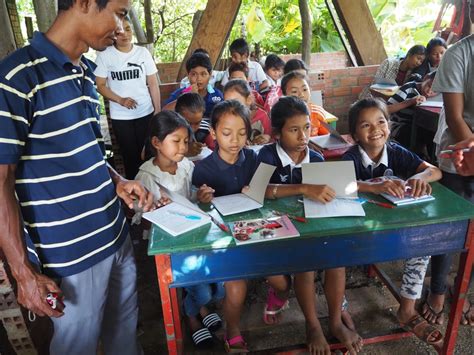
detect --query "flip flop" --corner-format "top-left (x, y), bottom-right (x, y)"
top-left (421, 297), bottom-right (445, 325)
top-left (191, 327), bottom-right (213, 348)
top-left (400, 314), bottom-right (443, 348)
top-left (224, 335), bottom-right (249, 353)
top-left (263, 286), bottom-right (289, 325)
top-left (202, 312), bottom-right (222, 332)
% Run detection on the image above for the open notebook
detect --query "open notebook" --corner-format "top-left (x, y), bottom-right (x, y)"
top-left (142, 185), bottom-right (210, 236)
top-left (310, 120), bottom-right (351, 150)
top-left (302, 161), bottom-right (366, 218)
top-left (211, 162), bottom-right (276, 216)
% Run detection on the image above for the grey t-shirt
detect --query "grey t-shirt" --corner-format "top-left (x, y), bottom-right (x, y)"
top-left (432, 34), bottom-right (474, 173)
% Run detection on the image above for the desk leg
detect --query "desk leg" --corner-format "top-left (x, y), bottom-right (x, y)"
top-left (442, 220), bottom-right (474, 354)
top-left (155, 254), bottom-right (183, 354)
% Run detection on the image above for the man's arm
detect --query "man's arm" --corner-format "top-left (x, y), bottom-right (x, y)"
top-left (444, 92), bottom-right (472, 142)
top-left (0, 164), bottom-right (62, 317)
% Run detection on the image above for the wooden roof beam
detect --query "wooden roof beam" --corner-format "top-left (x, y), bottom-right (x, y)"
top-left (331, 0), bottom-right (387, 66)
top-left (176, 0), bottom-right (241, 81)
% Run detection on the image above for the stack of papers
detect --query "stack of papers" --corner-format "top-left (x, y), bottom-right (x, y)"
top-left (310, 134), bottom-right (351, 150)
top-left (381, 192), bottom-right (435, 206)
top-left (302, 161), bottom-right (366, 218)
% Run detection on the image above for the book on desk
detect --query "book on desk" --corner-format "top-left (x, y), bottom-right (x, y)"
top-left (381, 192), bottom-right (435, 206)
top-left (229, 214), bottom-right (299, 245)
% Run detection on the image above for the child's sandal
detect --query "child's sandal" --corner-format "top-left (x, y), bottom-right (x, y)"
top-left (202, 312), bottom-right (222, 332)
top-left (191, 327), bottom-right (213, 348)
top-left (224, 335), bottom-right (249, 353)
top-left (263, 286), bottom-right (289, 325)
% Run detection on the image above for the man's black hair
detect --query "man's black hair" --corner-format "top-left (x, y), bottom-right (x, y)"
top-left (229, 38), bottom-right (250, 56)
top-left (58, 0), bottom-right (109, 11)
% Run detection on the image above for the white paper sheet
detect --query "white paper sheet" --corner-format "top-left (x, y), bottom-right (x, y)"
top-left (419, 100), bottom-right (443, 108)
top-left (303, 198), bottom-right (366, 218)
top-left (143, 202), bottom-right (210, 236)
top-left (187, 146), bottom-right (213, 162)
top-left (211, 162), bottom-right (276, 216)
top-left (302, 161), bottom-right (358, 197)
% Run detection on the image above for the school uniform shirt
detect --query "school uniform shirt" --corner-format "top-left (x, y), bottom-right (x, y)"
top-left (257, 143), bottom-right (324, 184)
top-left (165, 87), bottom-right (223, 119)
top-left (0, 32), bottom-right (128, 277)
top-left (432, 34), bottom-right (474, 173)
top-left (341, 142), bottom-right (423, 181)
top-left (221, 60), bottom-right (268, 89)
top-left (387, 81), bottom-right (419, 138)
top-left (94, 45), bottom-right (157, 120)
top-left (135, 157), bottom-right (194, 201)
top-left (192, 148), bottom-right (258, 196)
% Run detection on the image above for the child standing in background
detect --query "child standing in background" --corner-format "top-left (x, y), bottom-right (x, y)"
top-left (135, 111), bottom-right (222, 349)
top-left (342, 98), bottom-right (443, 349)
top-left (220, 38), bottom-right (269, 91)
top-left (175, 93), bottom-right (214, 155)
top-left (281, 71), bottom-right (330, 137)
top-left (223, 80), bottom-right (272, 145)
top-left (258, 96), bottom-right (363, 355)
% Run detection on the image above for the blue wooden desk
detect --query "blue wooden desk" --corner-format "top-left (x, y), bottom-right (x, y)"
top-left (148, 183), bottom-right (474, 354)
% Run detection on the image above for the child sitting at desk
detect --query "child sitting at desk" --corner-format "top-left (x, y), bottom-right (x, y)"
top-left (227, 61), bottom-right (266, 108)
top-left (281, 71), bottom-right (331, 137)
top-left (175, 92), bottom-right (214, 155)
top-left (264, 54), bottom-right (285, 87)
top-left (342, 98), bottom-right (443, 349)
top-left (135, 111), bottom-right (222, 349)
top-left (192, 100), bottom-right (260, 352)
top-left (164, 52), bottom-right (223, 118)
top-left (223, 80), bottom-right (272, 145)
top-left (387, 71), bottom-right (438, 159)
top-left (258, 96), bottom-right (363, 355)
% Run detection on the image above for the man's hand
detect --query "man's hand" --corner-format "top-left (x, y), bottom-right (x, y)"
top-left (16, 268), bottom-right (64, 317)
top-left (116, 179), bottom-right (154, 212)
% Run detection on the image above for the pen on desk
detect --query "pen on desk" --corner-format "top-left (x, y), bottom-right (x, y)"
top-left (208, 214), bottom-right (229, 232)
top-left (439, 147), bottom-right (472, 159)
top-left (366, 199), bottom-right (395, 209)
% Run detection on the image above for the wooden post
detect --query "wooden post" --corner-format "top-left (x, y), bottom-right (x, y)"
top-left (331, 0), bottom-right (387, 66)
top-left (176, 0), bottom-right (241, 82)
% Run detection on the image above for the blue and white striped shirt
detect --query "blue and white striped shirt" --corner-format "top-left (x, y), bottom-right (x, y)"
top-left (0, 32), bottom-right (128, 277)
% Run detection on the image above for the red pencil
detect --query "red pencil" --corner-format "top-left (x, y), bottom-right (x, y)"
top-left (366, 199), bottom-right (395, 209)
top-left (208, 214), bottom-right (229, 232)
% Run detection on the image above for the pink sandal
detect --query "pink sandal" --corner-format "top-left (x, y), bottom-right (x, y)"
top-left (263, 286), bottom-right (289, 325)
top-left (224, 335), bottom-right (249, 353)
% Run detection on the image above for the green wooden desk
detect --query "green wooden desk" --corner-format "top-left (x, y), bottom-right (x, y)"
top-left (148, 183), bottom-right (474, 354)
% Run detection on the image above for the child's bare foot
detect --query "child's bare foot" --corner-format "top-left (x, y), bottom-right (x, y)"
top-left (461, 300), bottom-right (474, 326)
top-left (421, 293), bottom-right (445, 325)
top-left (329, 321), bottom-right (363, 355)
top-left (341, 308), bottom-right (356, 331)
top-left (306, 322), bottom-right (331, 355)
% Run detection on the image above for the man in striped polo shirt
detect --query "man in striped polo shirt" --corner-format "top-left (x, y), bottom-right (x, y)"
top-left (0, 1), bottom-right (154, 354)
